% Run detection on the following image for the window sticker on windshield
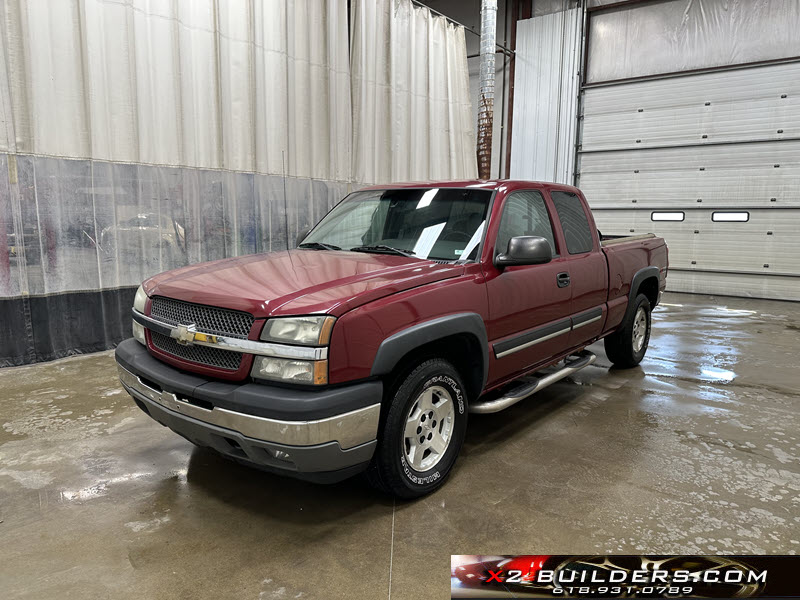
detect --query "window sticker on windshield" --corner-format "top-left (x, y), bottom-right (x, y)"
top-left (454, 249), bottom-right (463, 256)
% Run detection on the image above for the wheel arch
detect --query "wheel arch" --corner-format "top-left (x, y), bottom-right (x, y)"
top-left (624, 266), bottom-right (660, 324)
top-left (370, 313), bottom-right (488, 403)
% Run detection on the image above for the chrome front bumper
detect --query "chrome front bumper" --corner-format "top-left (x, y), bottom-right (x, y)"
top-left (118, 364), bottom-right (379, 450)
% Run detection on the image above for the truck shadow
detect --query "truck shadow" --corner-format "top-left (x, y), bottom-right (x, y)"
top-left (462, 376), bottom-right (590, 458)
top-left (183, 445), bottom-right (391, 523)
top-left (181, 353), bottom-right (627, 517)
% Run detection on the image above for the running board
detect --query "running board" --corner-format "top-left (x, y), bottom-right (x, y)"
top-left (469, 351), bottom-right (597, 414)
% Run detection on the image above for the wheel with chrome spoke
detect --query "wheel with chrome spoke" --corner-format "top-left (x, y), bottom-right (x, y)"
top-left (604, 293), bottom-right (652, 368)
top-left (403, 385), bottom-right (455, 472)
top-left (367, 358), bottom-right (468, 498)
top-left (631, 306), bottom-right (647, 353)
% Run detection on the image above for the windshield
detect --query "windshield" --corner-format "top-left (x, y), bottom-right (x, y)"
top-left (302, 188), bottom-right (492, 261)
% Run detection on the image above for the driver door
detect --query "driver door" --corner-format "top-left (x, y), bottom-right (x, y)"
top-left (484, 190), bottom-right (573, 383)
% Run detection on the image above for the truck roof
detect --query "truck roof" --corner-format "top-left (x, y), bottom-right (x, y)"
top-left (360, 179), bottom-right (583, 195)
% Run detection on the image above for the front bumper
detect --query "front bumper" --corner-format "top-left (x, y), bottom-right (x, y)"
top-left (115, 338), bottom-right (381, 483)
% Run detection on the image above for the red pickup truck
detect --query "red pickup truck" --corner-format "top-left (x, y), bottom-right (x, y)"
top-left (116, 180), bottom-right (667, 498)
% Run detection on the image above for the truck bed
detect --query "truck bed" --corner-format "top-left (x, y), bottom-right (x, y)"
top-left (600, 232), bottom-right (668, 315)
top-left (600, 233), bottom-right (657, 247)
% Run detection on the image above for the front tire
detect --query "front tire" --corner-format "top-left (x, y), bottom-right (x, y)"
top-left (367, 358), bottom-right (468, 498)
top-left (604, 293), bottom-right (652, 368)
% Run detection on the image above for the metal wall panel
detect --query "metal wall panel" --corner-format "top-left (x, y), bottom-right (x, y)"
top-left (509, 9), bottom-right (581, 184)
top-left (586, 0), bottom-right (800, 83)
top-left (579, 64), bottom-right (800, 300)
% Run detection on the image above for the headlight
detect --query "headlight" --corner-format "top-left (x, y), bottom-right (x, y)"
top-left (133, 285), bottom-right (148, 313)
top-left (251, 356), bottom-right (328, 385)
top-left (260, 316), bottom-right (335, 346)
top-left (132, 285), bottom-right (148, 345)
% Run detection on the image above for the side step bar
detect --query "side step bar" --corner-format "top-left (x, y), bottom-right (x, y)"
top-left (469, 351), bottom-right (597, 414)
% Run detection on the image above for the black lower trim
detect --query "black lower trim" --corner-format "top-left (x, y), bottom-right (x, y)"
top-left (572, 307), bottom-right (603, 327)
top-left (0, 286), bottom-right (137, 367)
top-left (626, 266), bottom-right (661, 321)
top-left (371, 312), bottom-right (489, 392)
top-left (115, 338), bottom-right (382, 421)
top-left (493, 318), bottom-right (571, 357)
top-left (132, 391), bottom-right (375, 482)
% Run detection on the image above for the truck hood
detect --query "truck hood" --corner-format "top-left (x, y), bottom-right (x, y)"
top-left (143, 249), bottom-right (463, 318)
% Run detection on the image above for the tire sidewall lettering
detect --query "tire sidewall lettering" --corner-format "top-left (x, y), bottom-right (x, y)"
top-left (400, 373), bottom-right (465, 487)
top-left (423, 375), bottom-right (465, 415)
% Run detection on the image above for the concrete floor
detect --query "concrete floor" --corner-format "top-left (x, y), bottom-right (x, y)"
top-left (1, 292), bottom-right (799, 599)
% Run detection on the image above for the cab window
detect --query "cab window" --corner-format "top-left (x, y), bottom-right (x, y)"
top-left (551, 191), bottom-right (593, 254)
top-left (495, 191), bottom-right (556, 256)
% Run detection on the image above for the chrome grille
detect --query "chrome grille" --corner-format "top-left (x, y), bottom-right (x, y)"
top-left (148, 296), bottom-right (254, 371)
top-left (150, 296), bottom-right (254, 339)
top-left (150, 331), bottom-right (243, 371)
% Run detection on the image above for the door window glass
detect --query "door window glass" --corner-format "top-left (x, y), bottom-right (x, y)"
top-left (495, 191), bottom-right (556, 255)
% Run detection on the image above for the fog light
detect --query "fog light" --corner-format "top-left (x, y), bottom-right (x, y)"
top-left (132, 321), bottom-right (146, 345)
top-left (272, 449), bottom-right (291, 461)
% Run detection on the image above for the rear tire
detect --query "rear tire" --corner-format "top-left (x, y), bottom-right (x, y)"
top-left (366, 358), bottom-right (468, 498)
top-left (604, 293), bottom-right (651, 368)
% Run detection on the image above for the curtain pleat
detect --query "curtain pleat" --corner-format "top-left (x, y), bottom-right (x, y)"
top-left (350, 0), bottom-right (477, 184)
top-left (0, 0), bottom-right (476, 366)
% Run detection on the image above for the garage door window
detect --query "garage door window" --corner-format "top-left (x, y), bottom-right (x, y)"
top-left (712, 211), bottom-right (749, 222)
top-left (651, 211), bottom-right (685, 221)
top-left (551, 191), bottom-right (594, 254)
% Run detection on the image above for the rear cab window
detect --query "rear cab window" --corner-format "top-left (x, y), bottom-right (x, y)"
top-left (550, 190), bottom-right (594, 254)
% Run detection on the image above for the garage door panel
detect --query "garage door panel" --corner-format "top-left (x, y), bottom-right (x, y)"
top-left (582, 63), bottom-right (800, 151)
top-left (580, 14), bottom-right (800, 300)
top-left (580, 140), bottom-right (800, 172)
top-left (583, 63), bottom-right (800, 115)
top-left (592, 208), bottom-right (800, 275)
top-left (579, 142), bottom-right (800, 207)
top-left (583, 100), bottom-right (796, 151)
top-left (667, 270), bottom-right (800, 302)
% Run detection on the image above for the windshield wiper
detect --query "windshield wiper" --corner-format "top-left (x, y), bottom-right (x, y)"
top-left (349, 244), bottom-right (416, 257)
top-left (298, 242), bottom-right (342, 251)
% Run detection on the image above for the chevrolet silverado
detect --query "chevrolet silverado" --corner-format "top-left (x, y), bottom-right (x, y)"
top-left (116, 180), bottom-right (668, 498)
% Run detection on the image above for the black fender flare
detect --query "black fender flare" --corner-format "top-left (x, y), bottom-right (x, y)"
top-left (370, 313), bottom-right (489, 395)
top-left (624, 266), bottom-right (660, 324)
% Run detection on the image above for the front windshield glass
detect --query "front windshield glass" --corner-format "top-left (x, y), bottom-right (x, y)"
top-left (302, 188), bottom-right (492, 261)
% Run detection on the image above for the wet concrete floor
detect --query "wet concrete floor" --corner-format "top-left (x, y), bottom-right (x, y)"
top-left (1, 293), bottom-right (799, 599)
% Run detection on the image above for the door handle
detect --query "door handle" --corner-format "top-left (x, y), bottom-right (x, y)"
top-left (557, 272), bottom-right (571, 288)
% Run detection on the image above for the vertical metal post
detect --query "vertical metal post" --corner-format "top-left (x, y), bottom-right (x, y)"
top-left (477, 0), bottom-right (497, 180)
top-left (503, 0), bottom-right (519, 179)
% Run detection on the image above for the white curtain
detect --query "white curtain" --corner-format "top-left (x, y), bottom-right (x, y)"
top-left (350, 0), bottom-right (477, 184)
top-left (0, 0), bottom-right (353, 299)
top-left (2, 0), bottom-right (352, 180)
top-left (0, 0), bottom-right (477, 366)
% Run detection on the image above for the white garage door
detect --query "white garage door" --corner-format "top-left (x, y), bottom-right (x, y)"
top-left (577, 1), bottom-right (800, 301)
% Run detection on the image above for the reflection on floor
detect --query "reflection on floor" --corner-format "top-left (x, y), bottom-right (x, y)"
top-left (1, 292), bottom-right (799, 599)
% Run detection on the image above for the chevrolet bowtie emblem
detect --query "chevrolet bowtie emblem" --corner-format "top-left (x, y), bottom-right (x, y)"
top-left (171, 323), bottom-right (197, 346)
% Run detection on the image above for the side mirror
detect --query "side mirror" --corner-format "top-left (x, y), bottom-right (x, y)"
top-left (295, 228), bottom-right (310, 248)
top-left (495, 236), bottom-right (552, 268)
